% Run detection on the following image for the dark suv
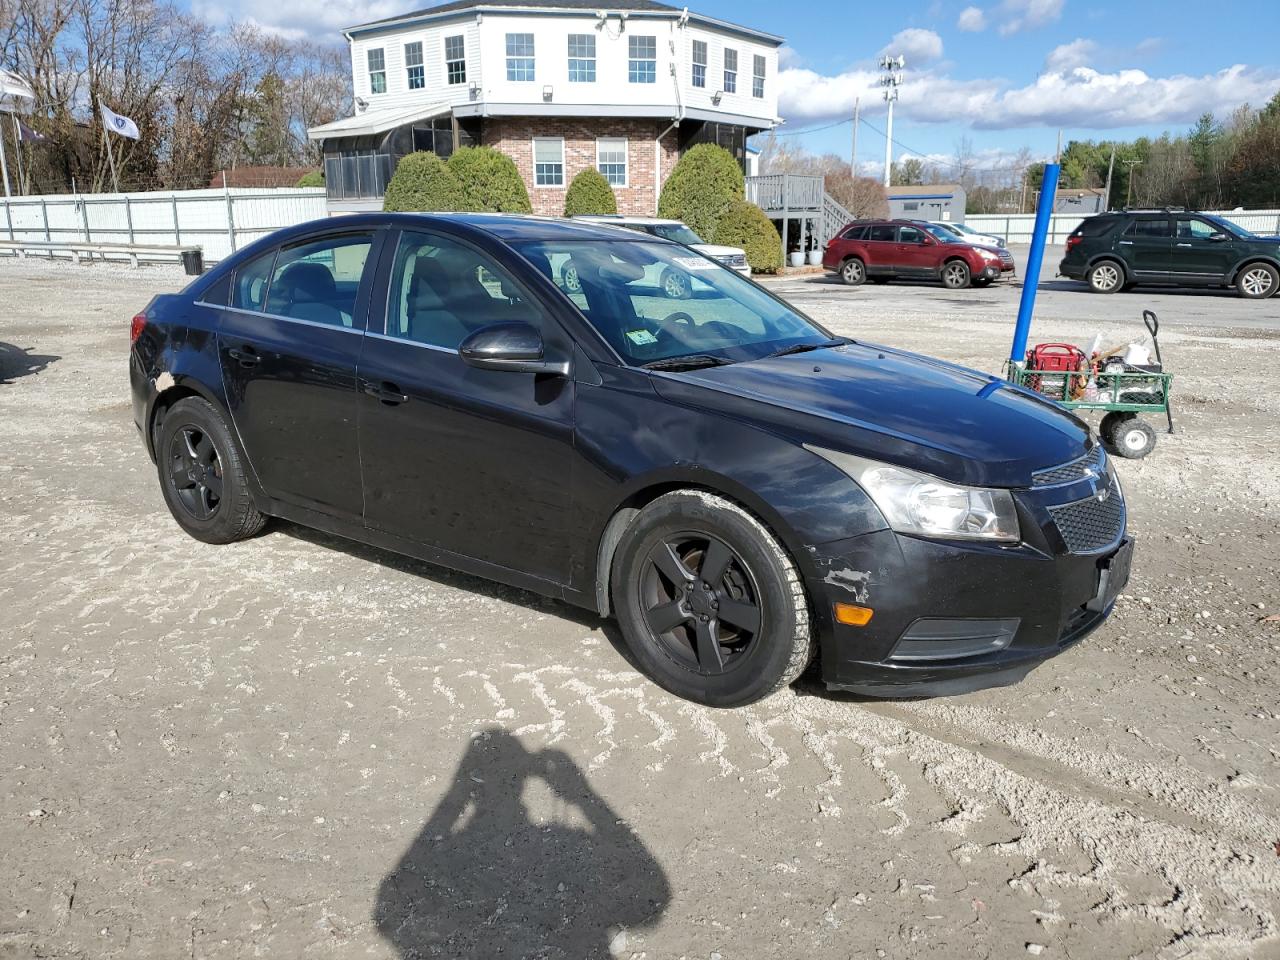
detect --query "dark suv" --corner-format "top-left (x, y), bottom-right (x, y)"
top-left (1060, 209), bottom-right (1280, 298)
top-left (823, 219), bottom-right (1014, 289)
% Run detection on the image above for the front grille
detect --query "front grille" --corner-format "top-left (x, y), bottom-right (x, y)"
top-left (997, 249), bottom-right (1014, 265)
top-left (1033, 446), bottom-right (1104, 487)
top-left (716, 253), bottom-right (747, 268)
top-left (1048, 477), bottom-right (1125, 553)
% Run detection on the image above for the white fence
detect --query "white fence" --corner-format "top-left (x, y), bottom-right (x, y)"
top-left (0, 187), bottom-right (329, 264)
top-left (967, 209), bottom-right (1280, 244)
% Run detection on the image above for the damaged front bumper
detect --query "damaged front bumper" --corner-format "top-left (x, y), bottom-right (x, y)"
top-left (804, 529), bottom-right (1128, 698)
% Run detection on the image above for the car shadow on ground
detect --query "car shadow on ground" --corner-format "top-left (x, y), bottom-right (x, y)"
top-left (373, 727), bottom-right (671, 959)
top-left (0, 341), bottom-right (60, 384)
top-left (1036, 279), bottom-right (1250, 299)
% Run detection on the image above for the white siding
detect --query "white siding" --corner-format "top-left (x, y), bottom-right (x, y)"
top-left (343, 12), bottom-right (778, 126)
top-left (349, 17), bottom-right (481, 111)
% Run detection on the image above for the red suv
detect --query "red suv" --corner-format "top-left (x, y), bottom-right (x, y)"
top-left (823, 220), bottom-right (1014, 289)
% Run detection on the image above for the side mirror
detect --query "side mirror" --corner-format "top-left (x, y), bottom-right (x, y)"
top-left (458, 322), bottom-right (569, 376)
top-left (1208, 232), bottom-right (1229, 242)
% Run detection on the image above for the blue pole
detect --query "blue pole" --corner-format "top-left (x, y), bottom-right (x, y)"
top-left (1009, 161), bottom-right (1060, 366)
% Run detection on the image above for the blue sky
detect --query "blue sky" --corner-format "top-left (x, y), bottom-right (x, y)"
top-left (196, 0), bottom-right (1280, 177)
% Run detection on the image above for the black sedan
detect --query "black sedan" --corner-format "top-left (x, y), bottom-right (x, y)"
top-left (129, 214), bottom-right (1131, 707)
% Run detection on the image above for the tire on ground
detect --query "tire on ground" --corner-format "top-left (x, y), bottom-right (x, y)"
top-left (840, 258), bottom-right (866, 286)
top-left (1235, 262), bottom-right (1278, 299)
top-left (610, 490), bottom-right (814, 708)
top-left (1106, 416), bottom-right (1156, 459)
top-left (155, 396), bottom-right (266, 544)
top-left (941, 259), bottom-right (971, 289)
top-left (1087, 259), bottom-right (1124, 294)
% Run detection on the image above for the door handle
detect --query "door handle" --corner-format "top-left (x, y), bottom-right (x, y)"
top-left (1176, 243), bottom-right (1192, 247)
top-left (362, 380), bottom-right (409, 405)
top-left (227, 345), bottom-right (260, 367)
top-left (1118, 240), bottom-right (1134, 245)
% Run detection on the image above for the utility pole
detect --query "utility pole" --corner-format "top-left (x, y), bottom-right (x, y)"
top-left (878, 55), bottom-right (904, 188)
top-left (1122, 158), bottom-right (1142, 207)
top-left (850, 97), bottom-right (860, 177)
top-left (1102, 145), bottom-right (1116, 212)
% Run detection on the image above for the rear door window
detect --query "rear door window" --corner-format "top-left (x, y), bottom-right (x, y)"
top-left (263, 234), bottom-right (374, 329)
top-left (232, 250), bottom-right (276, 312)
top-left (1125, 218), bottom-right (1172, 238)
top-left (868, 224), bottom-right (897, 242)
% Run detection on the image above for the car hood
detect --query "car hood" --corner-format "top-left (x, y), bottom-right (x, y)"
top-left (649, 342), bottom-right (1091, 488)
top-left (693, 243), bottom-right (747, 259)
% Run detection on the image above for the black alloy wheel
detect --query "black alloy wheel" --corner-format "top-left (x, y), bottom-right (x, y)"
top-left (640, 532), bottom-right (762, 676)
top-left (155, 396), bottom-right (266, 544)
top-left (167, 425), bottom-right (223, 521)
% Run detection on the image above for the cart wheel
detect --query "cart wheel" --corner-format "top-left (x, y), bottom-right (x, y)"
top-left (1109, 417), bottom-right (1156, 459)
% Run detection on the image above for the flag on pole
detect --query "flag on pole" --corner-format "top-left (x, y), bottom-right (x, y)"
top-left (16, 119), bottom-right (48, 143)
top-left (99, 102), bottom-right (140, 140)
top-left (0, 69), bottom-right (35, 104)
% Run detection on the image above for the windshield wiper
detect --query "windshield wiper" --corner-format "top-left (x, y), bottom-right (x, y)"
top-left (762, 339), bottom-right (846, 360)
top-left (641, 354), bottom-right (736, 371)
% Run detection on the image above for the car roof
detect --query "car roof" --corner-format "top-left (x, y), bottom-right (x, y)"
top-left (277, 212), bottom-right (675, 246)
top-left (575, 215), bottom-right (685, 226)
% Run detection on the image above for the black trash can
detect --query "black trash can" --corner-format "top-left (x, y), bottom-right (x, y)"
top-left (181, 248), bottom-right (204, 276)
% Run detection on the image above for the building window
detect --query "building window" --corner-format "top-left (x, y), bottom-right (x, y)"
top-left (691, 39), bottom-right (707, 88)
top-left (597, 137), bottom-right (627, 186)
top-left (752, 54), bottom-right (765, 98)
top-left (533, 138), bottom-right (564, 186)
top-left (367, 48), bottom-right (386, 94)
top-left (506, 33), bottom-right (535, 82)
top-left (628, 35), bottom-right (656, 84)
top-left (567, 34), bottom-right (596, 82)
top-left (723, 48), bottom-right (737, 94)
top-left (445, 35), bottom-right (466, 85)
top-left (405, 42), bottom-right (424, 90)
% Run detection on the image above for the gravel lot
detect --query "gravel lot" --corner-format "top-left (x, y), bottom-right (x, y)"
top-left (2, 255), bottom-right (1279, 960)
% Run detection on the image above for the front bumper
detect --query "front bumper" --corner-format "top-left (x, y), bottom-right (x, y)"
top-left (806, 525), bottom-right (1129, 698)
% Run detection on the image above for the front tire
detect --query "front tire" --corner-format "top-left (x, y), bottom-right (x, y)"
top-left (1087, 260), bottom-right (1124, 294)
top-left (941, 260), bottom-right (971, 289)
top-left (1236, 262), bottom-right (1278, 299)
top-left (156, 396), bottom-right (266, 544)
top-left (611, 491), bottom-right (813, 708)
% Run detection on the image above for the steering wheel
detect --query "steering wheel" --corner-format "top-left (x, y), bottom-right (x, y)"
top-left (662, 311), bottom-right (695, 326)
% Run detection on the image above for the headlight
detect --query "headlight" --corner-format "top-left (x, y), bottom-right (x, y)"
top-left (980, 249), bottom-right (1001, 262)
top-left (806, 446), bottom-right (1021, 542)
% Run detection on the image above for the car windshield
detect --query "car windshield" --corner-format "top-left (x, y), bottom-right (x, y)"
top-left (515, 239), bottom-right (835, 366)
top-left (918, 223), bottom-right (963, 243)
top-left (642, 223), bottom-right (705, 245)
top-left (1202, 214), bottom-right (1258, 239)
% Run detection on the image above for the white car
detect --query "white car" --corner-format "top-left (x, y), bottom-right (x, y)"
top-left (574, 215), bottom-right (752, 293)
top-left (927, 220), bottom-right (1006, 249)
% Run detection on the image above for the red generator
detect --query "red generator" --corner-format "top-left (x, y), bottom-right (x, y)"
top-left (1025, 343), bottom-right (1088, 400)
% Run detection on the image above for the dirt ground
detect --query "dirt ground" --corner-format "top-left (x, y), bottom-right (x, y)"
top-left (1, 255), bottom-right (1278, 960)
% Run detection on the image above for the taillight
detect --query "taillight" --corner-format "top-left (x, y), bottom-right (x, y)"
top-left (130, 313), bottom-right (146, 344)
top-left (1066, 234), bottom-right (1082, 251)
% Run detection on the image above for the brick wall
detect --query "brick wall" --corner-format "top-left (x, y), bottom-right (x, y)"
top-left (481, 117), bottom-right (680, 217)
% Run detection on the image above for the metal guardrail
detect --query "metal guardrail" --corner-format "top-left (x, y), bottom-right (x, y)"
top-left (0, 239), bottom-right (202, 267)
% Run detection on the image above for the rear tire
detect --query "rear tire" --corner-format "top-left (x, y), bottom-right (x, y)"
top-left (1235, 262), bottom-right (1278, 299)
top-left (941, 259), bottom-right (971, 289)
top-left (1087, 260), bottom-right (1124, 294)
top-left (840, 258), bottom-right (866, 286)
top-left (156, 396), bottom-right (266, 544)
top-left (611, 491), bottom-right (813, 708)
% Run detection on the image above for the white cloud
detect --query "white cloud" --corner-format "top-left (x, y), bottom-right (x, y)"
top-left (1044, 38), bottom-right (1098, 72)
top-left (957, 6), bottom-right (986, 31)
top-left (880, 28), bottom-right (944, 65)
top-left (190, 0), bottom-right (402, 40)
top-left (777, 46), bottom-right (802, 70)
top-left (997, 0), bottom-right (1065, 35)
top-left (777, 62), bottom-right (1280, 131)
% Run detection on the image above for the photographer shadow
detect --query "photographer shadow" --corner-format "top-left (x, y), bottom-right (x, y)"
top-left (375, 728), bottom-right (670, 959)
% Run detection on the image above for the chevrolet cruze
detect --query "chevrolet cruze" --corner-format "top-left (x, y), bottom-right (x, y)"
top-left (130, 214), bottom-right (1131, 707)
